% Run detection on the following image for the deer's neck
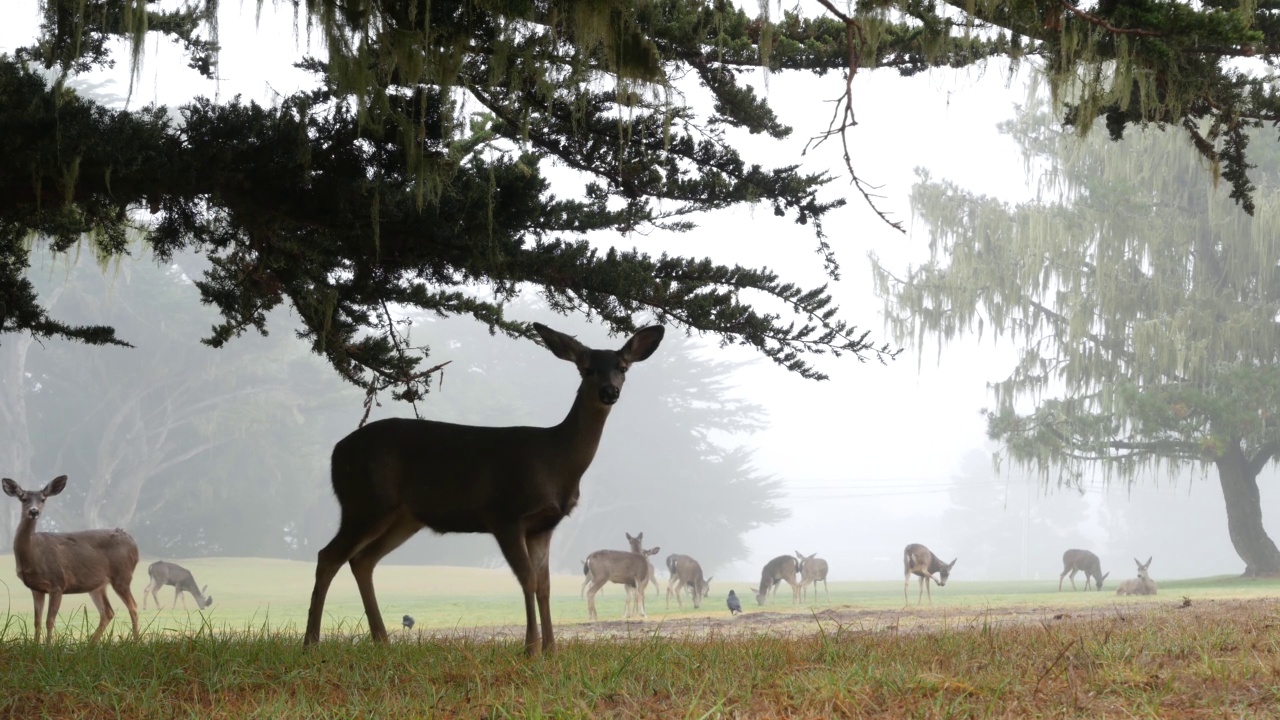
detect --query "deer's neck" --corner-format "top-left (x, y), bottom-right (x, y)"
top-left (12, 517), bottom-right (38, 568)
top-left (551, 388), bottom-right (614, 481)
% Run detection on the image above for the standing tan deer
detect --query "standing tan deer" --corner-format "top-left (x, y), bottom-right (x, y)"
top-left (903, 543), bottom-right (956, 607)
top-left (583, 531), bottom-right (661, 620)
top-left (664, 553), bottom-right (712, 610)
top-left (1115, 556), bottom-right (1158, 596)
top-left (754, 554), bottom-right (801, 605)
top-left (795, 551), bottom-right (829, 603)
top-left (624, 551), bottom-right (662, 618)
top-left (2, 475), bottom-right (140, 643)
top-left (1059, 549), bottom-right (1109, 592)
top-left (303, 323), bottom-right (663, 656)
top-left (143, 560), bottom-right (214, 610)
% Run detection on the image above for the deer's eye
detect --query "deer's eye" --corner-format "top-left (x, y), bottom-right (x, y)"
top-left (618, 365), bottom-right (628, 374)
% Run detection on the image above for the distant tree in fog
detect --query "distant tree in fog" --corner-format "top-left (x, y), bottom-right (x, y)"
top-left (877, 98), bottom-right (1280, 577)
top-left (5, 249), bottom-right (359, 555)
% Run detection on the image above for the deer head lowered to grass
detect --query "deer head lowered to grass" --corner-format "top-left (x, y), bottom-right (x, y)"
top-left (143, 560), bottom-right (214, 610)
top-left (2, 475), bottom-right (140, 643)
top-left (903, 543), bottom-right (956, 607)
top-left (755, 554), bottom-right (801, 606)
top-left (303, 322), bottom-right (664, 657)
top-left (1059, 549), bottom-right (1109, 592)
top-left (664, 553), bottom-right (712, 610)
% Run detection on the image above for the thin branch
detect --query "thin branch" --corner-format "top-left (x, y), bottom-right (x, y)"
top-left (1058, 0), bottom-right (1165, 36)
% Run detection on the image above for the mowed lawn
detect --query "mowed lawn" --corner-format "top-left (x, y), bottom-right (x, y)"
top-left (3, 557), bottom-right (1280, 718)
top-left (3, 555), bottom-right (1279, 637)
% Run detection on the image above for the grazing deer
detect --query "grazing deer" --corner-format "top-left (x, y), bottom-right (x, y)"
top-left (1059, 549), bottom-right (1109, 592)
top-left (1115, 556), bottom-right (1158, 596)
top-left (754, 554), bottom-right (801, 605)
top-left (143, 561), bottom-right (214, 610)
top-left (583, 531), bottom-right (661, 620)
top-left (303, 323), bottom-right (664, 656)
top-left (903, 543), bottom-right (956, 607)
top-left (2, 475), bottom-right (140, 643)
top-left (664, 553), bottom-right (712, 610)
top-left (795, 551), bottom-right (830, 603)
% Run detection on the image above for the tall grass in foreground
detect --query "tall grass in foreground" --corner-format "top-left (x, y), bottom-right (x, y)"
top-left (3, 599), bottom-right (1280, 718)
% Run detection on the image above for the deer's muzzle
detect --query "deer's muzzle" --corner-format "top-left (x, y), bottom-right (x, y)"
top-left (598, 386), bottom-right (620, 404)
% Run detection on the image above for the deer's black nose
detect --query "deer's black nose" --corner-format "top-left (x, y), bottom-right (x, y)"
top-left (599, 386), bottom-right (620, 404)
top-left (27, 508), bottom-right (39, 519)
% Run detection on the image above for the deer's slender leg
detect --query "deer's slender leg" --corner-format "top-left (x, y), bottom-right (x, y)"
top-left (349, 511), bottom-right (425, 642)
top-left (586, 575), bottom-right (610, 622)
top-left (305, 512), bottom-right (393, 645)
top-left (31, 590), bottom-right (46, 643)
top-left (903, 573), bottom-right (910, 607)
top-left (526, 530), bottom-right (555, 654)
top-left (111, 578), bottom-right (140, 640)
top-left (917, 576), bottom-right (926, 606)
top-left (494, 529), bottom-right (540, 657)
top-left (89, 586), bottom-right (115, 641)
top-left (174, 587), bottom-right (184, 610)
top-left (45, 591), bottom-right (63, 642)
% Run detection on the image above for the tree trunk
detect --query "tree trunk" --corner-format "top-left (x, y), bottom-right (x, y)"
top-left (1215, 446), bottom-right (1280, 576)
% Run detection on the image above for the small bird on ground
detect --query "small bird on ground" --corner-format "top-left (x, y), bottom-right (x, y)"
top-left (726, 590), bottom-right (742, 615)
top-left (402, 614), bottom-right (415, 630)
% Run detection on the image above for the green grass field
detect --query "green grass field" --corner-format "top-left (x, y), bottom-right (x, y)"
top-left (3, 557), bottom-right (1280, 717)
top-left (2, 555), bottom-right (1277, 637)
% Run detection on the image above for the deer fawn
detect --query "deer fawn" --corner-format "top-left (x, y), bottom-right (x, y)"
top-left (143, 561), bottom-right (214, 610)
top-left (1059, 549), bottom-right (1109, 592)
top-left (2, 475), bottom-right (140, 642)
top-left (754, 554), bottom-right (801, 605)
top-left (303, 323), bottom-right (663, 656)
top-left (903, 543), bottom-right (956, 606)
top-left (1115, 556), bottom-right (1158, 596)
top-left (795, 551), bottom-right (829, 603)
top-left (582, 531), bottom-right (660, 620)
top-left (664, 553), bottom-right (712, 610)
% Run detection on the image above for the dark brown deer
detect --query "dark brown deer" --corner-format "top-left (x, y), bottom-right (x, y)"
top-left (754, 554), bottom-right (801, 605)
top-left (303, 323), bottom-right (663, 656)
top-left (1115, 556), bottom-right (1158, 596)
top-left (2, 475), bottom-right (140, 642)
top-left (143, 561), bottom-right (214, 610)
top-left (1058, 549), bottom-right (1109, 592)
top-left (664, 553), bottom-right (712, 610)
top-left (795, 551), bottom-right (829, 603)
top-left (583, 531), bottom-right (660, 620)
top-left (903, 543), bottom-right (956, 606)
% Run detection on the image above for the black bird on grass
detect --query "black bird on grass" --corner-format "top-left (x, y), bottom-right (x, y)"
top-left (726, 590), bottom-right (742, 615)
top-left (402, 614), bottom-right (415, 630)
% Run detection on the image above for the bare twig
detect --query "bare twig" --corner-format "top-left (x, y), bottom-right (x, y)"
top-left (1059, 0), bottom-right (1164, 37)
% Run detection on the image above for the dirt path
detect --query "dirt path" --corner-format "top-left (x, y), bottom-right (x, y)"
top-left (410, 596), bottom-right (1232, 643)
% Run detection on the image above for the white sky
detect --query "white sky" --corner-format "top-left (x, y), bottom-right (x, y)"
top-left (4, 1), bottom-right (1266, 584)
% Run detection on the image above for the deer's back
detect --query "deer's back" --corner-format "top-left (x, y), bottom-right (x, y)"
top-left (150, 561), bottom-right (195, 586)
top-left (1063, 549), bottom-right (1098, 571)
top-left (904, 544), bottom-right (934, 571)
top-left (805, 558), bottom-right (829, 580)
top-left (585, 550), bottom-right (648, 581)
top-left (672, 555), bottom-right (704, 583)
top-left (20, 529), bottom-right (138, 594)
top-left (762, 555), bottom-right (797, 580)
top-left (331, 418), bottom-right (573, 533)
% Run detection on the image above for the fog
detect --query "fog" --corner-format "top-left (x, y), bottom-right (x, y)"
top-left (3, 1), bottom-right (1276, 588)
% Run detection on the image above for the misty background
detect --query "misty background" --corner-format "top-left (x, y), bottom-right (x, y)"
top-left (2, 2), bottom-right (1276, 586)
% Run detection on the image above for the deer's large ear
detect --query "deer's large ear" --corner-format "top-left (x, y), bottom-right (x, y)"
top-left (1133, 557), bottom-right (1142, 568)
top-left (43, 475), bottom-right (68, 497)
top-left (1101, 572), bottom-right (1110, 581)
top-left (532, 324), bottom-right (591, 364)
top-left (948, 558), bottom-right (958, 569)
top-left (619, 325), bottom-right (664, 363)
top-left (1, 478), bottom-right (20, 498)
top-left (1144, 556), bottom-right (1152, 567)
top-left (705, 576), bottom-right (713, 583)
top-left (646, 547), bottom-right (660, 556)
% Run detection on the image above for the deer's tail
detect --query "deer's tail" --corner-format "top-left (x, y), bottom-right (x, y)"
top-left (665, 554), bottom-right (678, 575)
top-left (581, 560), bottom-right (589, 576)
